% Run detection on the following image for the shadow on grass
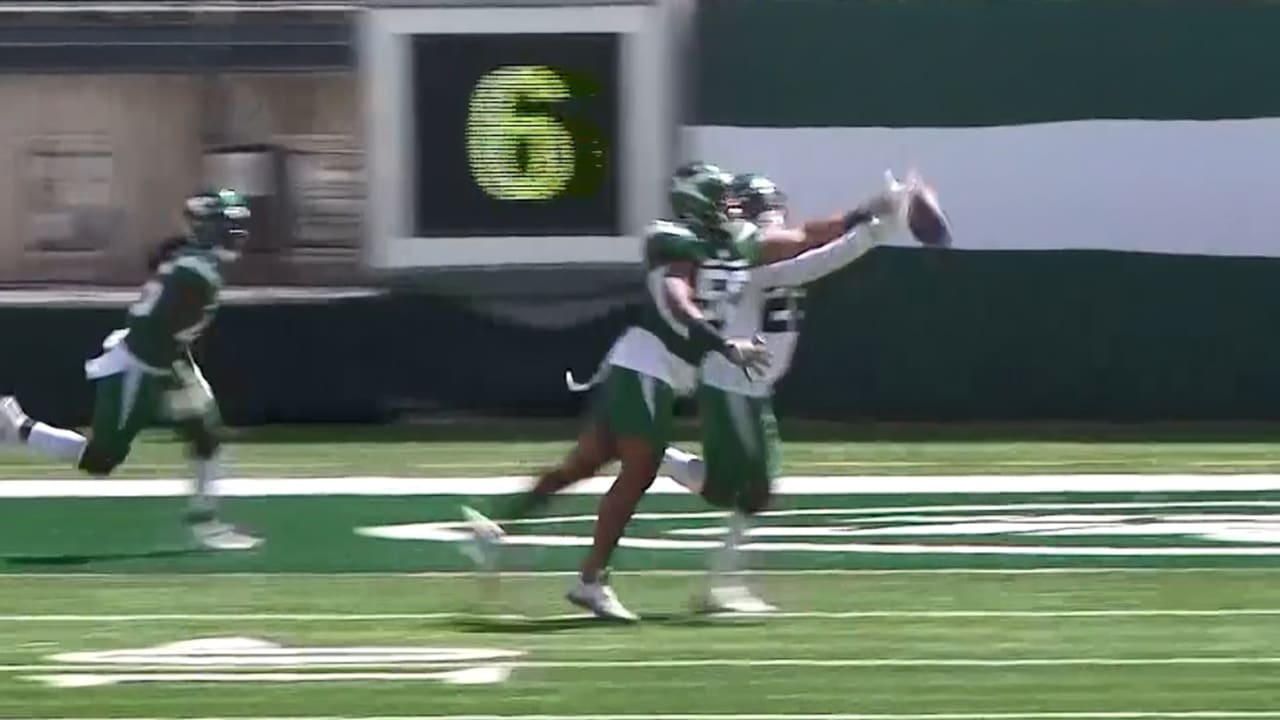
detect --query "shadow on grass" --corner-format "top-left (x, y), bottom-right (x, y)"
top-left (451, 611), bottom-right (768, 634)
top-left (3, 546), bottom-right (202, 567)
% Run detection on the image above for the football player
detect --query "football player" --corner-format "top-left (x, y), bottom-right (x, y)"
top-left (0, 189), bottom-right (262, 552)
top-left (465, 163), bottom-right (906, 621)
top-left (663, 171), bottom-right (945, 613)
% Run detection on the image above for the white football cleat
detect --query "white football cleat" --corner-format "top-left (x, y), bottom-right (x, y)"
top-left (189, 519), bottom-right (263, 551)
top-left (0, 396), bottom-right (28, 444)
top-left (567, 571), bottom-right (638, 622)
top-left (699, 584), bottom-right (778, 615)
top-left (460, 505), bottom-right (505, 570)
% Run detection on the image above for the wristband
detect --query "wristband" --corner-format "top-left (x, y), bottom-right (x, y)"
top-left (688, 317), bottom-right (730, 356)
top-left (841, 209), bottom-right (872, 234)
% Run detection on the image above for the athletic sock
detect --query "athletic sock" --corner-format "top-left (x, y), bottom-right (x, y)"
top-left (710, 511), bottom-right (748, 585)
top-left (188, 452), bottom-right (221, 518)
top-left (661, 446), bottom-right (706, 494)
top-left (26, 422), bottom-right (87, 464)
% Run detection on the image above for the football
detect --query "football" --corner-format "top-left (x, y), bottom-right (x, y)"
top-left (904, 174), bottom-right (952, 248)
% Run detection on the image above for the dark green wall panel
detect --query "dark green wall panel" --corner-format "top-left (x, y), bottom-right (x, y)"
top-left (6, 250), bottom-right (1280, 424)
top-left (695, 0), bottom-right (1280, 127)
top-left (777, 248), bottom-right (1280, 420)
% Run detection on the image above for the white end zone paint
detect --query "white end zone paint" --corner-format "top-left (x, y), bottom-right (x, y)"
top-left (30, 668), bottom-right (512, 688)
top-left (2, 707), bottom-right (1280, 712)
top-left (0, 713), bottom-right (1278, 720)
top-left (356, 501), bottom-right (1280, 557)
top-left (3, 474), bottom-right (1280, 498)
top-left (27, 637), bottom-right (521, 688)
top-left (51, 638), bottom-right (524, 667)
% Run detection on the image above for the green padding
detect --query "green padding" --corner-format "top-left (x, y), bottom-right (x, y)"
top-left (695, 0), bottom-right (1280, 127)
top-left (5, 248), bottom-right (1280, 423)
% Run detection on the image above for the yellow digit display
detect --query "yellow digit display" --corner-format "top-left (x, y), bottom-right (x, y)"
top-left (465, 65), bottom-right (576, 202)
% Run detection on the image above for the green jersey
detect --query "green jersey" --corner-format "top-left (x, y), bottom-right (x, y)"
top-left (124, 247), bottom-right (223, 368)
top-left (639, 218), bottom-right (763, 365)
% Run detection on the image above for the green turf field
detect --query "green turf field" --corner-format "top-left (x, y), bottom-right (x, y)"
top-left (6, 421), bottom-right (1280, 477)
top-left (0, 426), bottom-right (1277, 718)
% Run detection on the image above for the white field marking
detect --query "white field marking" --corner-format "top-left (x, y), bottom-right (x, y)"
top-left (1, 715), bottom-right (1278, 720)
top-left (800, 460), bottom-right (1166, 468)
top-left (0, 4), bottom-right (361, 15)
top-left (451, 500), bottom-right (1280, 527)
top-left (410, 459), bottom-right (1155, 470)
top-left (1195, 460), bottom-right (1280, 466)
top-left (413, 463), bottom-right (544, 469)
top-left (0, 463), bottom-right (339, 471)
top-left (3, 474), bottom-right (1280, 497)
top-left (25, 668), bottom-right (512, 687)
top-left (2, 608), bottom-right (1279, 622)
top-left (365, 509), bottom-right (1280, 556)
top-left (0, 567), bottom-right (1274, 579)
top-left (50, 640), bottom-right (524, 667)
top-left (5, 657), bottom-right (1280, 672)
top-left (1, 715), bottom-right (1279, 720)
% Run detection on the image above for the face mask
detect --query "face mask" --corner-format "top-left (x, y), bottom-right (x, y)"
top-left (756, 210), bottom-right (786, 229)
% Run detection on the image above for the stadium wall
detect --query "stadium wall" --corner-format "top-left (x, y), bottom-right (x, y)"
top-left (681, 0), bottom-right (1280, 421)
top-left (7, 0), bottom-right (1280, 424)
top-left (7, 246), bottom-right (1280, 427)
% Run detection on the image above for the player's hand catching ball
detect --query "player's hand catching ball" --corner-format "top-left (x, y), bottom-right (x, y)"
top-left (885, 170), bottom-right (952, 248)
top-left (724, 335), bottom-right (771, 375)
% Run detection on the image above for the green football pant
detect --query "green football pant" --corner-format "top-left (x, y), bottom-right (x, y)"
top-left (592, 365), bottom-right (675, 460)
top-left (79, 358), bottom-right (222, 476)
top-left (697, 385), bottom-right (781, 512)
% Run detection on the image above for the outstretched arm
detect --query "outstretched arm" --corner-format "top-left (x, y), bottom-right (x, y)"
top-left (759, 191), bottom-right (896, 263)
top-left (752, 220), bottom-right (886, 288)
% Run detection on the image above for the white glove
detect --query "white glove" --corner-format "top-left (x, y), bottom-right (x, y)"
top-left (865, 216), bottom-right (891, 244)
top-left (166, 360), bottom-right (214, 420)
top-left (845, 170), bottom-right (916, 241)
top-left (724, 335), bottom-right (771, 375)
top-left (875, 169), bottom-right (919, 239)
top-left (101, 328), bottom-right (129, 351)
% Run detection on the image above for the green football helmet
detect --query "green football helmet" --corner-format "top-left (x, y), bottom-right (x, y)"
top-left (184, 188), bottom-right (251, 261)
top-left (670, 161), bottom-right (737, 227)
top-left (731, 173), bottom-right (787, 226)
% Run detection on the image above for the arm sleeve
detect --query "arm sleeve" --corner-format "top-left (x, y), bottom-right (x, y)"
top-left (751, 222), bottom-right (881, 288)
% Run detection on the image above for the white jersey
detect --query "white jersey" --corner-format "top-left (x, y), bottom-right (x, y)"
top-left (602, 326), bottom-right (698, 395)
top-left (700, 222), bottom-right (883, 397)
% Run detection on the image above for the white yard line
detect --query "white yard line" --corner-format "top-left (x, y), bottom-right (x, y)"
top-left (2, 657), bottom-right (1280, 672)
top-left (0, 567), bottom-right (1272, 579)
top-left (800, 460), bottom-right (1157, 468)
top-left (0, 609), bottom-right (1277, 622)
top-left (1, 474), bottom-right (1279, 497)
top-left (3, 715), bottom-right (1280, 720)
top-left (0, 463), bottom-right (340, 471)
top-left (407, 460), bottom-right (1174, 469)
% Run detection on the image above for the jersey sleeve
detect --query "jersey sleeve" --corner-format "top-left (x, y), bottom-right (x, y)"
top-left (750, 224), bottom-right (879, 288)
top-left (643, 221), bottom-right (704, 269)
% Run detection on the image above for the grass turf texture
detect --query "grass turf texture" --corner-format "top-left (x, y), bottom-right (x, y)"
top-left (7, 421), bottom-right (1280, 477)
top-left (0, 572), bottom-right (1276, 717)
top-left (0, 423), bottom-right (1276, 717)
